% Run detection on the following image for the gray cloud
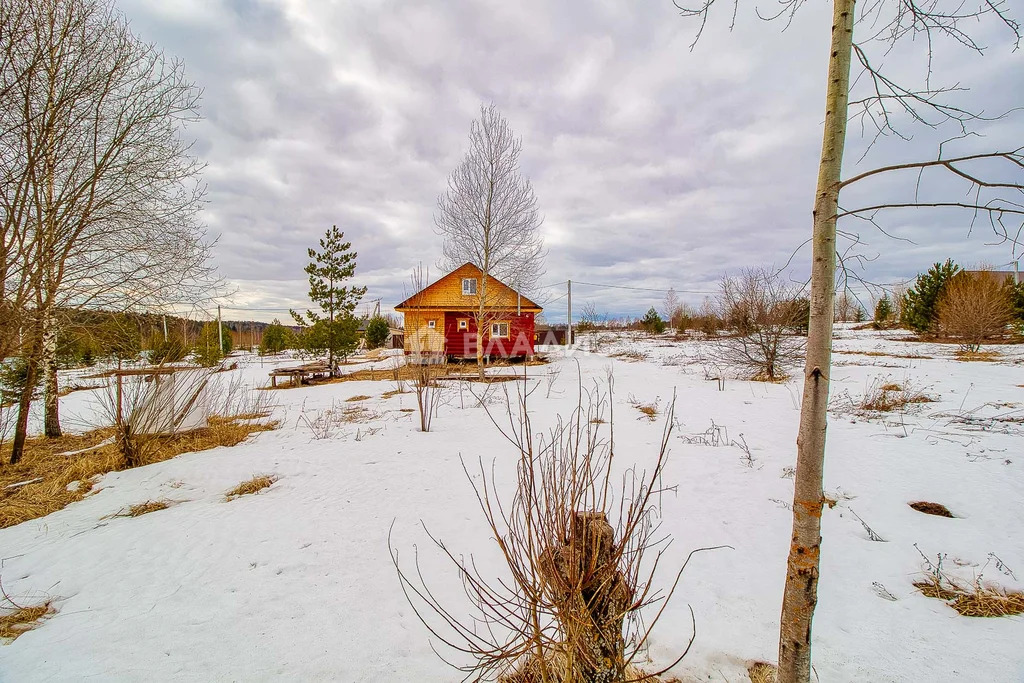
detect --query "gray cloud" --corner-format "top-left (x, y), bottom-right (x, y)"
top-left (117, 0), bottom-right (1023, 322)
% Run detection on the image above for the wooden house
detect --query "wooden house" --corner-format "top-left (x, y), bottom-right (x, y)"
top-left (394, 263), bottom-right (542, 359)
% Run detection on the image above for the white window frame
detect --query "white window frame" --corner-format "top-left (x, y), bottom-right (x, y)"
top-left (462, 278), bottom-right (477, 295)
top-left (458, 319), bottom-right (468, 330)
top-left (491, 322), bottom-right (510, 338)
top-left (427, 319), bottom-right (436, 329)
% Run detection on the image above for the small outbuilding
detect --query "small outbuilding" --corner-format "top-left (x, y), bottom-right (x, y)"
top-left (394, 263), bottom-right (542, 360)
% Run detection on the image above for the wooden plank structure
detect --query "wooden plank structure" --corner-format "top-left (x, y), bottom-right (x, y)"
top-left (83, 367), bottom-right (208, 435)
top-left (268, 362), bottom-right (331, 388)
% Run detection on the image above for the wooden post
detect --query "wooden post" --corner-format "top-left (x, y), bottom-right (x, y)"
top-left (116, 374), bottom-right (123, 428)
top-left (567, 279), bottom-right (572, 346)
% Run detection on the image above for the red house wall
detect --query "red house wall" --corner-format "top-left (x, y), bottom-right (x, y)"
top-left (443, 312), bottom-right (535, 358)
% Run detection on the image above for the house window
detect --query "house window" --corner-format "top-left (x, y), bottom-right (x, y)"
top-left (427, 320), bottom-right (436, 329)
top-left (462, 278), bottom-right (477, 295)
top-left (458, 319), bottom-right (468, 330)
top-left (491, 322), bottom-right (509, 338)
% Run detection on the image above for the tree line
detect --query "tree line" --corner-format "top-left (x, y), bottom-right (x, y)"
top-left (1, 0), bottom-right (216, 464)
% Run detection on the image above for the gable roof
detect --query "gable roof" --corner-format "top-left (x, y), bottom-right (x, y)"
top-left (394, 263), bottom-right (542, 311)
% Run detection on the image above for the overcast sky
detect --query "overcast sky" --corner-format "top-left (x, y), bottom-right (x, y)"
top-left (118, 0), bottom-right (1023, 323)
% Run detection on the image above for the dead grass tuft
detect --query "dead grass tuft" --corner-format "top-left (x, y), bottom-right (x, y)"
top-left (120, 500), bottom-right (170, 517)
top-left (225, 475), bottom-right (276, 500)
top-left (909, 501), bottom-right (954, 518)
top-left (345, 394), bottom-right (371, 402)
top-left (837, 349), bottom-right (932, 360)
top-left (381, 388), bottom-right (410, 399)
top-left (627, 394), bottom-right (659, 421)
top-left (859, 378), bottom-right (934, 412)
top-left (914, 575), bottom-right (1024, 617)
top-left (954, 350), bottom-right (1002, 362)
top-left (0, 416), bottom-right (278, 529)
top-left (750, 369), bottom-right (790, 383)
top-left (748, 661), bottom-right (777, 683)
top-left (609, 349), bottom-right (649, 362)
top-left (0, 601), bottom-right (54, 641)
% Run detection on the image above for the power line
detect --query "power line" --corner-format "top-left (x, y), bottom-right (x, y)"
top-left (571, 280), bottom-right (717, 295)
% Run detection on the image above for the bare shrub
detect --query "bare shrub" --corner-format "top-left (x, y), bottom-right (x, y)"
top-left (412, 358), bottom-right (447, 432)
top-left (544, 365), bottom-right (562, 398)
top-left (936, 272), bottom-right (1013, 352)
top-left (391, 376), bottom-right (725, 681)
top-left (390, 356), bottom-right (407, 393)
top-left (713, 268), bottom-right (805, 381)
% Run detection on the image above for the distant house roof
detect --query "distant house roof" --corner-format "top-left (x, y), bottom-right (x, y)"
top-left (963, 270), bottom-right (1023, 285)
top-left (394, 263), bottom-right (542, 312)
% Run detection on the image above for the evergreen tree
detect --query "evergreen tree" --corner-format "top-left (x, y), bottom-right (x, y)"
top-left (901, 260), bottom-right (960, 333)
top-left (290, 226), bottom-right (367, 372)
top-left (259, 319), bottom-right (292, 355)
top-left (194, 322), bottom-right (232, 366)
top-left (365, 316), bottom-right (390, 349)
top-left (640, 307), bottom-right (666, 334)
top-left (874, 296), bottom-right (893, 324)
top-left (1008, 279), bottom-right (1024, 330)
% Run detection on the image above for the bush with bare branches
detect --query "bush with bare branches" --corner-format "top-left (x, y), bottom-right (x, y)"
top-left (411, 358), bottom-right (447, 432)
top-left (936, 272), bottom-right (1013, 352)
top-left (392, 372), bottom-right (724, 681)
top-left (713, 268), bottom-right (806, 381)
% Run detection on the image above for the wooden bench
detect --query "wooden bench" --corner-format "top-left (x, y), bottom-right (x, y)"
top-left (269, 363), bottom-right (331, 388)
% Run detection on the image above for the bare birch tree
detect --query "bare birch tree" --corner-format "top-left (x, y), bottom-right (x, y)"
top-left (1, 0), bottom-right (215, 464)
top-left (436, 104), bottom-right (545, 378)
top-left (672, 0), bottom-right (1022, 680)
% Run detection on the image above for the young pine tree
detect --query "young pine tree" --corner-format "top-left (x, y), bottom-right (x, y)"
top-left (640, 307), bottom-right (666, 334)
top-left (901, 260), bottom-right (960, 333)
top-left (874, 296), bottom-right (893, 324)
top-left (290, 226), bottom-right (367, 374)
top-left (365, 316), bottom-right (390, 349)
top-left (259, 319), bottom-right (292, 355)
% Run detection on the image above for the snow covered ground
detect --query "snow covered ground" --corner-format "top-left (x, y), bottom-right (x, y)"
top-left (2, 328), bottom-right (1023, 682)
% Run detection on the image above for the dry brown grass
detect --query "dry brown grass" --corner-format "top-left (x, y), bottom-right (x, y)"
top-left (0, 601), bottom-right (53, 641)
top-left (627, 395), bottom-right (659, 421)
top-left (909, 501), bottom-right (954, 518)
top-left (750, 369), bottom-right (791, 383)
top-left (119, 500), bottom-right (170, 517)
top-left (838, 349), bottom-right (933, 360)
top-left (267, 361), bottom-right (539, 389)
top-left (914, 575), bottom-right (1024, 617)
top-left (0, 416), bottom-right (278, 529)
top-left (860, 379), bottom-right (934, 412)
top-left (345, 394), bottom-right (371, 402)
top-left (610, 349), bottom-right (649, 362)
top-left (381, 388), bottom-right (410, 399)
top-left (954, 350), bottom-right (1002, 362)
top-left (748, 661), bottom-right (777, 683)
top-left (225, 474), bottom-right (276, 500)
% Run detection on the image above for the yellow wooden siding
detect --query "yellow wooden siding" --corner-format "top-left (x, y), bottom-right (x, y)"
top-left (403, 309), bottom-right (445, 353)
top-left (395, 263), bottom-right (541, 312)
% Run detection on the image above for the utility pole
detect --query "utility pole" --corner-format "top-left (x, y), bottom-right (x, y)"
top-left (217, 305), bottom-right (223, 353)
top-left (567, 279), bottom-right (572, 346)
